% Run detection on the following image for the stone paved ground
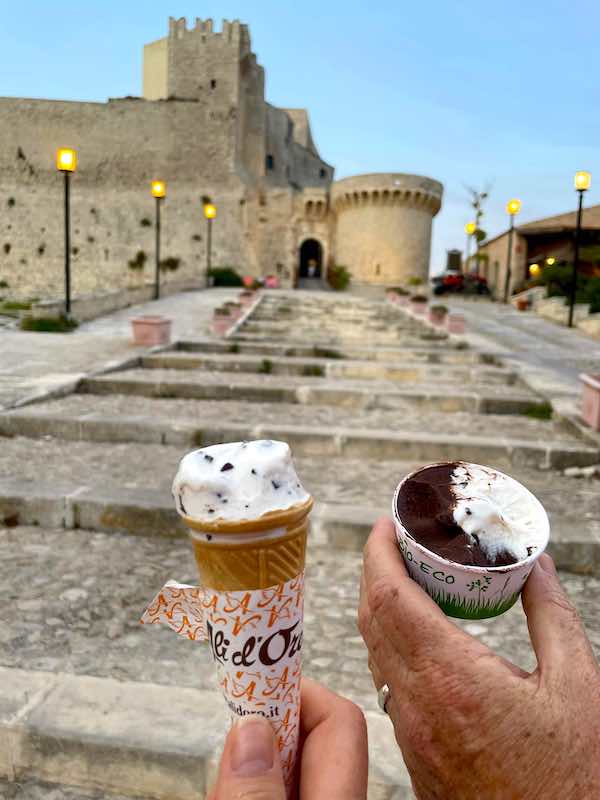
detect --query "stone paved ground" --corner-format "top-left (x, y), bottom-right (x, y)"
top-left (2, 288), bottom-right (600, 799)
top-left (0, 289), bottom-right (238, 410)
top-left (3, 525), bottom-right (599, 712)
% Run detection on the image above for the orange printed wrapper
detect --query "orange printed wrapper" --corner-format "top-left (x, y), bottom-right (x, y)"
top-left (141, 573), bottom-right (304, 787)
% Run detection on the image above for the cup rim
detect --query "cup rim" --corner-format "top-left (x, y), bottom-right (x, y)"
top-left (392, 461), bottom-right (550, 573)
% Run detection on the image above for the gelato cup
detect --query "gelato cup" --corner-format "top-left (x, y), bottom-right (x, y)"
top-left (392, 461), bottom-right (550, 619)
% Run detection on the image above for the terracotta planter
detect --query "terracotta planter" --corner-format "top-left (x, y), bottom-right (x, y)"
top-left (131, 316), bottom-right (172, 347)
top-left (410, 301), bottom-right (427, 315)
top-left (428, 310), bottom-right (447, 326)
top-left (446, 313), bottom-right (466, 334)
top-left (239, 291), bottom-right (255, 307)
top-left (211, 315), bottom-right (232, 336)
top-left (580, 373), bottom-right (600, 431)
top-left (516, 298), bottom-right (529, 312)
top-left (397, 295), bottom-right (410, 307)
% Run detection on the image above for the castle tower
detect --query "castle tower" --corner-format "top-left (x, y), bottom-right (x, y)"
top-left (331, 173), bottom-right (443, 285)
top-left (142, 17), bottom-right (266, 178)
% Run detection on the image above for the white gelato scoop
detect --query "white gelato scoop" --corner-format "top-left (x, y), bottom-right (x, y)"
top-left (451, 463), bottom-right (546, 563)
top-left (173, 440), bottom-right (310, 523)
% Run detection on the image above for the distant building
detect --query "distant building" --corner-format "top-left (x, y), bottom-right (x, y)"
top-left (479, 204), bottom-right (600, 298)
top-left (0, 17), bottom-right (443, 300)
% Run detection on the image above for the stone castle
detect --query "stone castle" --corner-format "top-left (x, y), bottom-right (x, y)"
top-left (0, 17), bottom-right (443, 299)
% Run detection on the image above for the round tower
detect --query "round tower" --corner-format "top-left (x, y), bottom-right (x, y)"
top-left (331, 173), bottom-right (443, 286)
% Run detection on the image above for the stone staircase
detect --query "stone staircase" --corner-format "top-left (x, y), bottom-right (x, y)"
top-left (2, 290), bottom-right (599, 800)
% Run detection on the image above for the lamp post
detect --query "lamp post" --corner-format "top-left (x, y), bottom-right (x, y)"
top-left (56, 148), bottom-right (77, 316)
top-left (204, 202), bottom-right (216, 286)
top-left (568, 171), bottom-right (591, 327)
top-left (151, 181), bottom-right (166, 300)
top-left (503, 198), bottom-right (521, 303)
top-left (464, 221), bottom-right (476, 272)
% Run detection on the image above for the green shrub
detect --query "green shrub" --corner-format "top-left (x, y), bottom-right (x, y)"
top-left (228, 343), bottom-right (240, 353)
top-left (159, 256), bottom-right (180, 272)
top-left (0, 280), bottom-right (8, 289)
top-left (313, 347), bottom-right (344, 359)
top-left (128, 250), bottom-right (147, 271)
top-left (387, 286), bottom-right (409, 295)
top-left (301, 364), bottom-right (325, 377)
top-left (20, 314), bottom-right (78, 333)
top-left (522, 402), bottom-right (553, 420)
top-left (209, 267), bottom-right (244, 287)
top-left (430, 304), bottom-right (448, 314)
top-left (411, 294), bottom-right (428, 303)
top-left (327, 265), bottom-right (351, 291)
top-left (1, 300), bottom-right (31, 312)
top-left (140, 217), bottom-right (152, 227)
top-left (408, 276), bottom-right (423, 286)
top-left (259, 358), bottom-right (273, 374)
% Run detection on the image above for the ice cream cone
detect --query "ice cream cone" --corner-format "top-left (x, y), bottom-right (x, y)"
top-left (183, 497), bottom-right (313, 590)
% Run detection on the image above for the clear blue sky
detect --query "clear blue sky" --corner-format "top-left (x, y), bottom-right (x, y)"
top-left (2, 1), bottom-right (599, 272)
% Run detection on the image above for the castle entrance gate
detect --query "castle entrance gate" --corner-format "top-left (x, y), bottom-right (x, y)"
top-left (299, 239), bottom-right (323, 279)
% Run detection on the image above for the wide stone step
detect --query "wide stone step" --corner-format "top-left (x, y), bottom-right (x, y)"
top-left (1, 527), bottom-right (599, 799)
top-left (141, 352), bottom-right (518, 385)
top-left (0, 394), bottom-right (578, 446)
top-left (0, 475), bottom-right (598, 574)
top-left (177, 337), bottom-right (498, 364)
top-left (1, 411), bottom-right (593, 469)
top-left (231, 329), bottom-right (447, 344)
top-left (78, 368), bottom-right (542, 415)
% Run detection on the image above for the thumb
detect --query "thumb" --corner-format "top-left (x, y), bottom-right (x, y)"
top-left (213, 715), bottom-right (286, 800)
top-left (522, 553), bottom-right (595, 675)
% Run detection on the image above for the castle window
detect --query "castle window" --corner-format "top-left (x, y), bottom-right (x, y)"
top-left (266, 154), bottom-right (274, 170)
top-left (319, 168), bottom-right (326, 179)
top-left (210, 79), bottom-right (217, 89)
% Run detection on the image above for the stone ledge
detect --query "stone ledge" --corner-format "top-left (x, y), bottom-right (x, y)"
top-left (0, 481), bottom-right (597, 574)
top-left (0, 667), bottom-right (410, 800)
top-left (1, 414), bottom-right (597, 469)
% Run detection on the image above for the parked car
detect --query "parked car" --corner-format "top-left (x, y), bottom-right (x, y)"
top-left (432, 270), bottom-right (490, 296)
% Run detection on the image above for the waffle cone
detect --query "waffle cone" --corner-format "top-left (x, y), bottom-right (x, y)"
top-left (183, 497), bottom-right (313, 591)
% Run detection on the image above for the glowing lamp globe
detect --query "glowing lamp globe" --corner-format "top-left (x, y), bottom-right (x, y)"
top-left (506, 199), bottom-right (521, 216)
top-left (151, 181), bottom-right (166, 199)
top-left (57, 148), bottom-right (77, 172)
top-left (574, 172), bottom-right (591, 192)
top-left (204, 203), bottom-right (217, 220)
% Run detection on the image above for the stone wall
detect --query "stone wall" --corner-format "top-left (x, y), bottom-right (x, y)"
top-left (331, 174), bottom-right (442, 285)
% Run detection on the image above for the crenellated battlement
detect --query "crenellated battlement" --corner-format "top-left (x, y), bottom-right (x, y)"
top-left (167, 16), bottom-right (250, 48)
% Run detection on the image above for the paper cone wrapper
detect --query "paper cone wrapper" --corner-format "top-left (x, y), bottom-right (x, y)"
top-left (141, 496), bottom-right (314, 793)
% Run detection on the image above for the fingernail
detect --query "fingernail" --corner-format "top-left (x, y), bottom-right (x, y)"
top-left (229, 716), bottom-right (274, 776)
top-left (538, 553), bottom-right (557, 576)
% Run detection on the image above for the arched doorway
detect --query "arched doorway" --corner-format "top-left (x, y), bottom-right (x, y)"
top-left (299, 239), bottom-right (323, 279)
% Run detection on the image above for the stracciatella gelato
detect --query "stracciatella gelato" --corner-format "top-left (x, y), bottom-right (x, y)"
top-left (173, 440), bottom-right (310, 523)
top-left (396, 461), bottom-right (548, 567)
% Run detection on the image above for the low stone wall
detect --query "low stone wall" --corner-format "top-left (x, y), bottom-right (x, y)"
top-left (30, 278), bottom-right (203, 322)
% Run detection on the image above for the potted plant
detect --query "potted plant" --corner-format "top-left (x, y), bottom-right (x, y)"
top-left (239, 290), bottom-right (255, 307)
top-left (410, 294), bottom-right (428, 315)
top-left (223, 301), bottom-right (243, 321)
top-left (446, 313), bottom-right (466, 334)
top-left (131, 315), bottom-right (172, 346)
top-left (211, 307), bottom-right (233, 336)
top-left (516, 297), bottom-right (529, 312)
top-left (428, 304), bottom-right (448, 325)
top-left (580, 373), bottom-right (600, 431)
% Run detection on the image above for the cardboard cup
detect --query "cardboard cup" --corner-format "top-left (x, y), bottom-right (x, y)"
top-left (392, 464), bottom-right (550, 620)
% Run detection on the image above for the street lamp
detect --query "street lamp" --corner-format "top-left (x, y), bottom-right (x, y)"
top-left (151, 180), bottom-right (166, 300)
top-left (503, 198), bottom-right (521, 303)
top-left (568, 171), bottom-right (591, 327)
top-left (204, 202), bottom-right (217, 286)
top-left (529, 263), bottom-right (541, 277)
top-left (464, 221), bottom-right (476, 272)
top-left (546, 257), bottom-right (556, 266)
top-left (56, 148), bottom-right (77, 316)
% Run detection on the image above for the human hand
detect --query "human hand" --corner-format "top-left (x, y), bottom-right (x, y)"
top-left (208, 676), bottom-right (368, 799)
top-left (358, 517), bottom-right (600, 800)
